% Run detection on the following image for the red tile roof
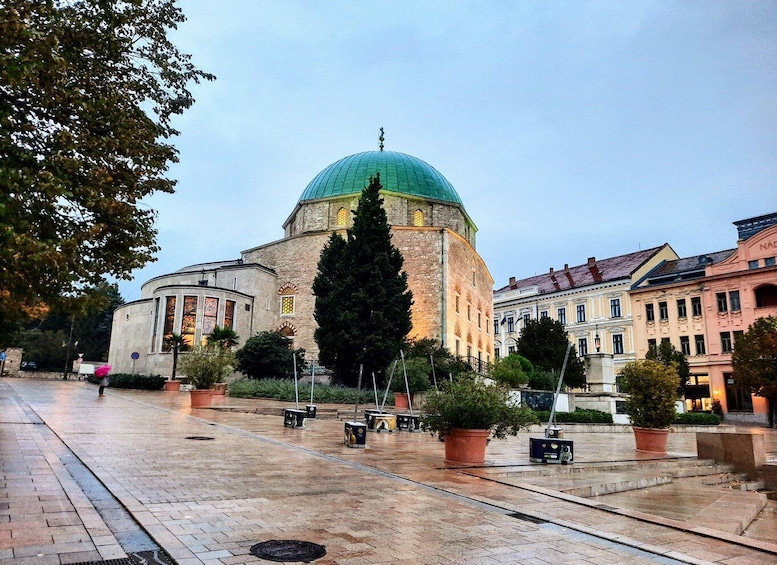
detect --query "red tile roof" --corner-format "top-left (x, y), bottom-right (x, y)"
top-left (495, 246), bottom-right (665, 294)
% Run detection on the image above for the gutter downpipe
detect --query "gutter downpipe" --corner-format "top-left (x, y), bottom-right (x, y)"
top-left (440, 229), bottom-right (447, 349)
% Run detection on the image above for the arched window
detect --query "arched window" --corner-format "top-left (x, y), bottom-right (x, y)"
top-left (278, 323), bottom-right (296, 349)
top-left (755, 284), bottom-right (777, 308)
top-left (336, 207), bottom-right (348, 226)
top-left (279, 283), bottom-right (298, 316)
top-left (413, 209), bottom-right (424, 227)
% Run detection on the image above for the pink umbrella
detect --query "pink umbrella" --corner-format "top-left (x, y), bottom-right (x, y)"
top-left (95, 365), bottom-right (111, 378)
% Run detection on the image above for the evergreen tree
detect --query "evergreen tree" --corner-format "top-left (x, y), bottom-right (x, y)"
top-left (313, 174), bottom-right (413, 387)
top-left (515, 317), bottom-right (586, 388)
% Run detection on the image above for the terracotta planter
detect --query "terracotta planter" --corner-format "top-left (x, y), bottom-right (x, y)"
top-left (444, 428), bottom-right (490, 465)
top-left (212, 382), bottom-right (227, 396)
top-left (633, 426), bottom-right (669, 453)
top-left (164, 380), bottom-right (181, 392)
top-left (189, 389), bottom-right (213, 408)
top-left (394, 392), bottom-right (410, 409)
top-left (411, 391), bottom-right (427, 410)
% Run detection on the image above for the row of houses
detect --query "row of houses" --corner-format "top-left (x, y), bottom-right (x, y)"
top-left (493, 212), bottom-right (777, 425)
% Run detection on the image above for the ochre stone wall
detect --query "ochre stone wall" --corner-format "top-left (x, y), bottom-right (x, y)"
top-left (444, 229), bottom-right (494, 363)
top-left (284, 197), bottom-right (474, 245)
top-left (244, 225), bottom-right (492, 365)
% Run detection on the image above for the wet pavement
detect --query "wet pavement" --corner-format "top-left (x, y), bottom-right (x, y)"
top-left (2, 377), bottom-right (776, 565)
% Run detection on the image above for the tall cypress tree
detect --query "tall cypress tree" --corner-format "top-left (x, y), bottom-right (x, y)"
top-left (313, 174), bottom-right (413, 387)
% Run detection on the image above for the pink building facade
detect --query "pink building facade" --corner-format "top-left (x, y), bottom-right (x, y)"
top-left (703, 218), bottom-right (777, 424)
top-left (631, 213), bottom-right (777, 425)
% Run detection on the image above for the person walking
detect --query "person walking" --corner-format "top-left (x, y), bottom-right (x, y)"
top-left (95, 364), bottom-right (111, 397)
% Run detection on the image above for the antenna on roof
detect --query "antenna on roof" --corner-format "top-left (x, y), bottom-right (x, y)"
top-left (379, 127), bottom-right (385, 151)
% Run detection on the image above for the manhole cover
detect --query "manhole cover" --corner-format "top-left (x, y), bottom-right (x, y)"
top-left (508, 511), bottom-right (548, 524)
top-left (184, 436), bottom-right (214, 441)
top-left (250, 540), bottom-right (326, 562)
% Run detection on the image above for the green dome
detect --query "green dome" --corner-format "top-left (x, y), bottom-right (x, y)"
top-left (298, 151), bottom-right (463, 205)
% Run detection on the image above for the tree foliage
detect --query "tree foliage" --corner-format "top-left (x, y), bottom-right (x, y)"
top-left (404, 337), bottom-right (471, 382)
top-left (313, 174), bottom-right (413, 387)
top-left (17, 281), bottom-right (123, 369)
top-left (207, 326), bottom-right (239, 349)
top-left (515, 317), bottom-right (585, 388)
top-left (163, 332), bottom-right (188, 380)
top-left (236, 331), bottom-right (307, 380)
top-left (646, 340), bottom-right (690, 391)
top-left (0, 0), bottom-right (214, 339)
top-left (491, 353), bottom-right (533, 388)
top-left (389, 356), bottom-right (431, 394)
top-left (732, 316), bottom-right (777, 427)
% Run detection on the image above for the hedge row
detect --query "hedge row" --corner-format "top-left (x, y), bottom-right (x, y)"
top-left (228, 378), bottom-right (382, 405)
top-left (673, 412), bottom-right (720, 425)
top-left (86, 373), bottom-right (165, 390)
top-left (532, 408), bottom-right (614, 424)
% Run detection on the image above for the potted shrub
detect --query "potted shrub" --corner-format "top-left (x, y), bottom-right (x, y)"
top-left (620, 359), bottom-right (680, 453)
top-left (391, 357), bottom-right (432, 409)
top-left (420, 374), bottom-right (537, 464)
top-left (179, 345), bottom-right (236, 408)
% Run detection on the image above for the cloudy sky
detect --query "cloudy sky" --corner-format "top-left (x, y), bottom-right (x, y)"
top-left (118, 0), bottom-right (776, 300)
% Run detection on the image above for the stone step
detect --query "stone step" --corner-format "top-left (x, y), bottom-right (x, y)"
top-left (690, 490), bottom-right (768, 535)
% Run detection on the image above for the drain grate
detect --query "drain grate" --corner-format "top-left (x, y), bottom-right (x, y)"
top-left (69, 559), bottom-right (134, 565)
top-left (508, 511), bottom-right (548, 524)
top-left (250, 540), bottom-right (327, 562)
top-left (184, 436), bottom-right (215, 440)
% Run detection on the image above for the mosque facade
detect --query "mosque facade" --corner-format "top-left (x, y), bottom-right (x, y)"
top-left (108, 150), bottom-right (494, 376)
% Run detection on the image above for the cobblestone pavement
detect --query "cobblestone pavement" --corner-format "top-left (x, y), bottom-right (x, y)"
top-left (2, 378), bottom-right (776, 565)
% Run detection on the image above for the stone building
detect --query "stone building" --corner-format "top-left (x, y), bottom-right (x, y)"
top-left (109, 150), bottom-right (494, 376)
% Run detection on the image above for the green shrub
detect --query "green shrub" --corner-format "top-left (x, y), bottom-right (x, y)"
top-left (420, 374), bottom-right (538, 439)
top-left (491, 354), bottom-right (532, 388)
top-left (533, 408), bottom-right (613, 424)
top-left (389, 357), bottom-right (431, 393)
top-left (674, 412), bottom-right (720, 425)
top-left (228, 378), bottom-right (378, 404)
top-left (527, 369), bottom-right (558, 391)
top-left (620, 359), bottom-right (679, 428)
top-left (86, 373), bottom-right (165, 390)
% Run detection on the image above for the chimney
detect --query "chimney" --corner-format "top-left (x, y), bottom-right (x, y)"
top-left (549, 267), bottom-right (554, 275)
top-left (509, 276), bottom-right (516, 287)
top-left (587, 257), bottom-right (603, 283)
top-left (565, 270), bottom-right (575, 287)
top-left (564, 263), bottom-right (569, 270)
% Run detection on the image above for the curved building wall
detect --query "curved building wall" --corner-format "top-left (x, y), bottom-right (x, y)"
top-left (284, 195), bottom-right (476, 246)
top-left (109, 264), bottom-right (278, 375)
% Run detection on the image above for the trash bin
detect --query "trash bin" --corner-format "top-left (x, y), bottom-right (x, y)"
top-left (396, 414), bottom-right (421, 432)
top-left (283, 409), bottom-right (307, 429)
top-left (344, 421), bottom-right (366, 448)
top-left (529, 437), bottom-right (574, 464)
top-left (305, 404), bottom-right (317, 419)
top-left (366, 412), bottom-right (396, 432)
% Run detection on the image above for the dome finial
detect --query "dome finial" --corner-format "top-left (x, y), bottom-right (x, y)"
top-left (379, 127), bottom-right (385, 152)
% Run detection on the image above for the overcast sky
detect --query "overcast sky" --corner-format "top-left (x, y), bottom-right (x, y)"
top-left (117, 0), bottom-right (776, 300)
